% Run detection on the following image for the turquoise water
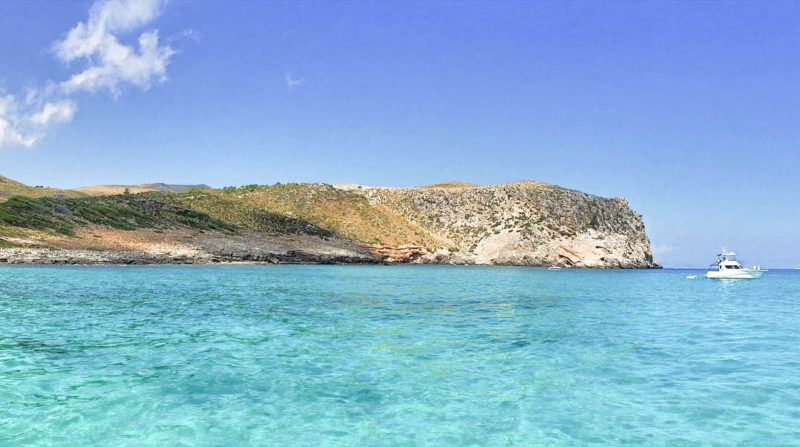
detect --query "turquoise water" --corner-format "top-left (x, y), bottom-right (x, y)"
top-left (1, 266), bottom-right (799, 446)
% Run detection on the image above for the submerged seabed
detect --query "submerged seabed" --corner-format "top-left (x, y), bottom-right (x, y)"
top-left (1, 265), bottom-right (798, 445)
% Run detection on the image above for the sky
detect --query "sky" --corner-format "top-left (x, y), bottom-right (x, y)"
top-left (0, 0), bottom-right (799, 268)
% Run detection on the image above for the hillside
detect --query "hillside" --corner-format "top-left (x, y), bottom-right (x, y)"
top-left (181, 184), bottom-right (447, 246)
top-left (0, 191), bottom-right (372, 264)
top-left (0, 174), bottom-right (658, 267)
top-left (0, 193), bottom-right (234, 235)
top-left (75, 183), bottom-right (211, 196)
top-left (0, 175), bottom-right (85, 202)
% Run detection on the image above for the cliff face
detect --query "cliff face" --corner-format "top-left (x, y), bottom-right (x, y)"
top-left (341, 182), bottom-right (657, 268)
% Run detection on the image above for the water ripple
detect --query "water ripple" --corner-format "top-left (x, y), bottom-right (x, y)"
top-left (1, 265), bottom-right (799, 445)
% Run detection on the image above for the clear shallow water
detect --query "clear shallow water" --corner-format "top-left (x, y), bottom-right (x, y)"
top-left (1, 265), bottom-right (799, 446)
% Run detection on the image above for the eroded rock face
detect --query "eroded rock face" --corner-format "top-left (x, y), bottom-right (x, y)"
top-left (341, 182), bottom-right (658, 268)
top-left (358, 244), bottom-right (428, 263)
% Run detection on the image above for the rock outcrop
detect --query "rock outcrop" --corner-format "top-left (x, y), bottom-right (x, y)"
top-left (340, 182), bottom-right (657, 268)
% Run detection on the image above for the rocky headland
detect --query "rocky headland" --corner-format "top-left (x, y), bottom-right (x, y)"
top-left (0, 175), bottom-right (658, 267)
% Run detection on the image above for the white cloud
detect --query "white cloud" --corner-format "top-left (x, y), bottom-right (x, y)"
top-left (0, 94), bottom-right (78, 149)
top-left (167, 28), bottom-right (201, 44)
top-left (0, 95), bottom-right (38, 148)
top-left (55, 0), bottom-right (174, 95)
top-left (0, 120), bottom-right (36, 149)
top-left (55, 0), bottom-right (162, 59)
top-left (0, 0), bottom-right (177, 150)
top-left (285, 74), bottom-right (305, 90)
top-left (30, 100), bottom-right (78, 126)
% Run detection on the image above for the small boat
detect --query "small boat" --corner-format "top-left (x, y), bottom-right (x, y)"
top-left (686, 275), bottom-right (697, 279)
top-left (547, 266), bottom-right (562, 271)
top-left (705, 250), bottom-right (766, 279)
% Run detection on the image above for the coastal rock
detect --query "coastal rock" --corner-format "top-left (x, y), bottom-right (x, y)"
top-left (358, 244), bottom-right (427, 263)
top-left (340, 182), bottom-right (658, 268)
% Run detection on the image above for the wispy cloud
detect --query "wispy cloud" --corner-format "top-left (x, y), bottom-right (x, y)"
top-left (30, 100), bottom-right (78, 127)
top-left (0, 94), bottom-right (77, 148)
top-left (167, 28), bottom-right (201, 45)
top-left (285, 74), bottom-right (305, 90)
top-left (0, 95), bottom-right (37, 148)
top-left (0, 0), bottom-right (177, 150)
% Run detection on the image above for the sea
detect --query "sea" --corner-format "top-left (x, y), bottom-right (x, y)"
top-left (1, 265), bottom-right (798, 446)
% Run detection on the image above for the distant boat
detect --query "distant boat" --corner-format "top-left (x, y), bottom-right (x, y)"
top-left (548, 266), bottom-right (562, 271)
top-left (686, 275), bottom-right (697, 279)
top-left (705, 250), bottom-right (765, 279)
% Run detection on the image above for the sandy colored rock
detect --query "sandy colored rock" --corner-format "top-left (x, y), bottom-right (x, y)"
top-left (0, 227), bottom-right (375, 265)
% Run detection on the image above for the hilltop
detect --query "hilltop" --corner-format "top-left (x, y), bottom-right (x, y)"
top-left (75, 183), bottom-right (211, 196)
top-left (0, 175), bottom-right (657, 267)
top-left (0, 175), bottom-right (85, 201)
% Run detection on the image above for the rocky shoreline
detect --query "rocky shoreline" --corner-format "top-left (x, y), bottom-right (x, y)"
top-left (0, 228), bottom-right (378, 266)
top-left (0, 225), bottom-right (661, 268)
top-left (0, 246), bottom-right (660, 268)
top-left (0, 247), bottom-right (375, 265)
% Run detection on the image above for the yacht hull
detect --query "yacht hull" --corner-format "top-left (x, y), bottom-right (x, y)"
top-left (705, 270), bottom-right (765, 279)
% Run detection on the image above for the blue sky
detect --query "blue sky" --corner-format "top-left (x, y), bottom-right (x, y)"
top-left (1, 0), bottom-right (799, 267)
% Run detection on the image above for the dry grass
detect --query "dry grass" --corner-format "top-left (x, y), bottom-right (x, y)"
top-left (0, 175), bottom-right (85, 202)
top-left (74, 185), bottom-right (160, 196)
top-left (421, 181), bottom-right (477, 189)
top-left (184, 184), bottom-right (449, 249)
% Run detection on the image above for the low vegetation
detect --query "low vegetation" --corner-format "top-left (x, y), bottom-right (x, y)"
top-left (0, 175), bottom-right (85, 202)
top-left (177, 189), bottom-right (332, 236)
top-left (0, 193), bottom-right (234, 236)
top-left (190, 183), bottom-right (445, 248)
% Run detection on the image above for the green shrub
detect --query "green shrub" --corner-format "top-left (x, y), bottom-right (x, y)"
top-left (0, 193), bottom-right (235, 234)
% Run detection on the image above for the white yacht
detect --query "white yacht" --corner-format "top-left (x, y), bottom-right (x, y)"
top-left (705, 251), bottom-right (765, 279)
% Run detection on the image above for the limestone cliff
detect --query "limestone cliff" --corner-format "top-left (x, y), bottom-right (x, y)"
top-left (340, 182), bottom-right (657, 268)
